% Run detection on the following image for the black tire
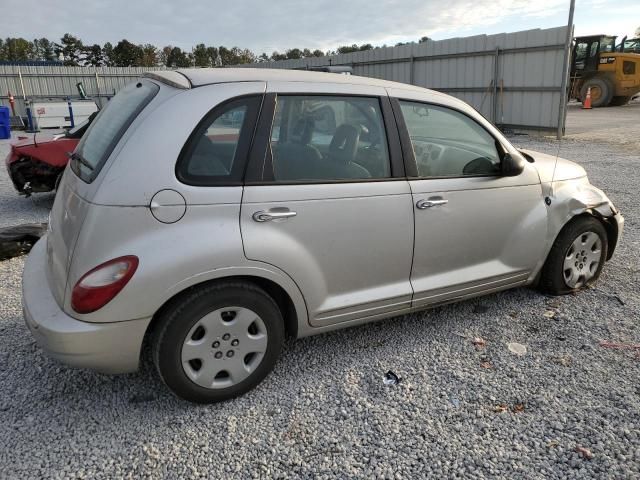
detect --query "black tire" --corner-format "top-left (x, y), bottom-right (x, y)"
top-left (609, 96), bottom-right (631, 107)
top-left (153, 281), bottom-right (284, 403)
top-left (539, 216), bottom-right (608, 295)
top-left (580, 77), bottom-right (613, 107)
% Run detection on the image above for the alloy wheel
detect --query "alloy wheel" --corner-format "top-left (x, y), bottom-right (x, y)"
top-left (563, 231), bottom-right (602, 288)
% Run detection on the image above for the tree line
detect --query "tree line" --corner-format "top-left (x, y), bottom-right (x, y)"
top-left (0, 34), bottom-right (431, 67)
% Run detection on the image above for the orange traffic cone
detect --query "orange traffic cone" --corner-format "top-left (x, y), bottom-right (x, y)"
top-left (7, 91), bottom-right (16, 116)
top-left (582, 87), bottom-right (592, 109)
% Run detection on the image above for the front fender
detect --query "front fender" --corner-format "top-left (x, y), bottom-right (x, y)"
top-left (537, 179), bottom-right (622, 274)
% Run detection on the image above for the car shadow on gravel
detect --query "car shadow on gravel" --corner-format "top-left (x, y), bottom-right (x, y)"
top-left (3, 277), bottom-right (639, 478)
top-left (4, 285), bottom-right (549, 411)
top-left (5, 276), bottom-right (635, 416)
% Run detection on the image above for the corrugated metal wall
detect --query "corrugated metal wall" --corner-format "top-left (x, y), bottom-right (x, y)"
top-left (0, 65), bottom-right (163, 116)
top-left (244, 26), bottom-right (568, 131)
top-left (0, 26), bottom-right (567, 132)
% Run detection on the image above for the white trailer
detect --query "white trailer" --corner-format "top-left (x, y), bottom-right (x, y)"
top-left (31, 100), bottom-right (98, 129)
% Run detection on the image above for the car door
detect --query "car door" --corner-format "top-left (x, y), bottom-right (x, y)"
top-left (240, 83), bottom-right (414, 328)
top-left (388, 89), bottom-right (548, 309)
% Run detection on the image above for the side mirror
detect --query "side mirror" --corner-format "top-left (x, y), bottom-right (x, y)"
top-left (501, 152), bottom-right (526, 177)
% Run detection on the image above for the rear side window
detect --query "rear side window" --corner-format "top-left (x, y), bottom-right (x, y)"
top-left (269, 95), bottom-right (390, 182)
top-left (177, 96), bottom-right (261, 186)
top-left (73, 80), bottom-right (159, 182)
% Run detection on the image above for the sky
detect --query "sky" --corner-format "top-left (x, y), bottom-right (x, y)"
top-left (2, 0), bottom-right (638, 53)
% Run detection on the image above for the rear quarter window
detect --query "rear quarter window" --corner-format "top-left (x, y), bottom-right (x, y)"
top-left (72, 80), bottom-right (159, 182)
top-left (176, 95), bottom-right (262, 186)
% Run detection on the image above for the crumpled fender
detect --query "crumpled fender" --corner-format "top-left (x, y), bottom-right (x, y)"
top-left (545, 179), bottom-right (620, 260)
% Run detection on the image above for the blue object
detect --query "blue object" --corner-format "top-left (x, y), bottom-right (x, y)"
top-left (25, 105), bottom-right (36, 133)
top-left (67, 97), bottom-right (75, 128)
top-left (0, 106), bottom-right (10, 139)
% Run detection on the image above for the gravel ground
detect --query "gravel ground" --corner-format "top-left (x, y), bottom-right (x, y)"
top-left (0, 131), bottom-right (638, 479)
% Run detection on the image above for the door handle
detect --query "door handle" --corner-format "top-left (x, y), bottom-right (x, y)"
top-left (252, 209), bottom-right (297, 222)
top-left (416, 199), bottom-right (448, 209)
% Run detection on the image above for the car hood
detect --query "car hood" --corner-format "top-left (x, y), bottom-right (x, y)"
top-left (519, 149), bottom-right (587, 183)
top-left (6, 134), bottom-right (77, 168)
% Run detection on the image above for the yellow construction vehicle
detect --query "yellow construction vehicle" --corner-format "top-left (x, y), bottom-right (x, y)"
top-left (570, 35), bottom-right (640, 107)
top-left (617, 37), bottom-right (640, 54)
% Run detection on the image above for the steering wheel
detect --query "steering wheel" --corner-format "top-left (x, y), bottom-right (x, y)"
top-left (462, 157), bottom-right (499, 176)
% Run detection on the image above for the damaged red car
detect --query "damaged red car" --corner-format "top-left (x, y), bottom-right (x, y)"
top-left (5, 114), bottom-right (95, 196)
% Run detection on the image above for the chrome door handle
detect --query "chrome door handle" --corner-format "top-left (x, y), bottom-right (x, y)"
top-left (252, 210), bottom-right (297, 222)
top-left (416, 199), bottom-right (448, 209)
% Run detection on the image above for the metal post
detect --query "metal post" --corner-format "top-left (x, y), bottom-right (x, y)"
top-left (17, 67), bottom-right (26, 100)
top-left (25, 101), bottom-right (35, 132)
top-left (491, 47), bottom-right (500, 123)
top-left (95, 70), bottom-right (102, 109)
top-left (557, 0), bottom-right (575, 139)
top-left (409, 55), bottom-right (415, 85)
top-left (67, 97), bottom-right (75, 128)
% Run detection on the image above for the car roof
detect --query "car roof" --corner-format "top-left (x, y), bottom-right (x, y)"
top-left (144, 68), bottom-right (427, 92)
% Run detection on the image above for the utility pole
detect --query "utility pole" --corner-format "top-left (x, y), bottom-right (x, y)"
top-left (557, 0), bottom-right (575, 140)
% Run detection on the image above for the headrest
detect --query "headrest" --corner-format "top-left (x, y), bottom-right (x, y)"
top-left (329, 124), bottom-right (360, 164)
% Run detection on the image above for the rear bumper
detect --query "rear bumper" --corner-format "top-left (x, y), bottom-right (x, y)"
top-left (22, 238), bottom-right (151, 374)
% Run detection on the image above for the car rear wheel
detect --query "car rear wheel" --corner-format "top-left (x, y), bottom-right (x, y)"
top-left (540, 216), bottom-right (608, 295)
top-left (153, 282), bottom-right (284, 403)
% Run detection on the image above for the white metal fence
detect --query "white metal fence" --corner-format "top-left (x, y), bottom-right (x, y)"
top-left (0, 26), bottom-right (568, 133)
top-left (0, 65), bottom-right (162, 117)
top-left (243, 26), bottom-right (569, 133)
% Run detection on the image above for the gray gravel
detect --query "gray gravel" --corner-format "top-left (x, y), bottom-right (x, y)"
top-left (0, 130), bottom-right (638, 478)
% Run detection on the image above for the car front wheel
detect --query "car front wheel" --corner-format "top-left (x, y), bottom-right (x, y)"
top-left (540, 216), bottom-right (608, 295)
top-left (153, 282), bottom-right (284, 403)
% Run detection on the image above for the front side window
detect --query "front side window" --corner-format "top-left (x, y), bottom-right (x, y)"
top-left (177, 96), bottom-right (260, 185)
top-left (73, 80), bottom-right (159, 181)
top-left (269, 95), bottom-right (390, 182)
top-left (399, 101), bottom-right (501, 178)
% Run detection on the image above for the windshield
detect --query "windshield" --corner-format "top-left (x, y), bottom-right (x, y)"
top-left (72, 80), bottom-right (159, 182)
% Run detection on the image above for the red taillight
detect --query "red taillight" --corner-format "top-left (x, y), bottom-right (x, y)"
top-left (71, 256), bottom-right (139, 314)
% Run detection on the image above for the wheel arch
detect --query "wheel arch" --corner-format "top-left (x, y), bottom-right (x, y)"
top-left (142, 271), bottom-right (307, 357)
top-left (587, 208), bottom-right (619, 260)
top-left (554, 209), bottom-right (617, 257)
top-left (533, 207), bottom-right (617, 286)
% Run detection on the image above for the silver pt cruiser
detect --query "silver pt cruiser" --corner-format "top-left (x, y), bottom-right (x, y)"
top-left (22, 69), bottom-right (624, 403)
